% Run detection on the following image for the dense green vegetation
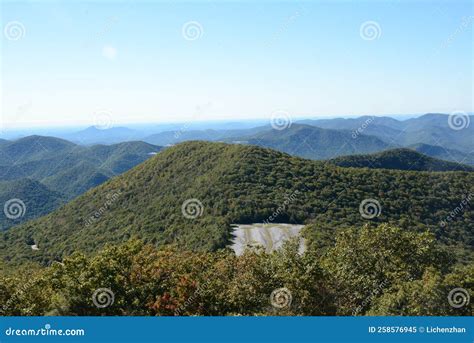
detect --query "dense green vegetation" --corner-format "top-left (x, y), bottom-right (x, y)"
top-left (0, 137), bottom-right (162, 197)
top-left (1, 225), bottom-right (471, 316)
top-left (0, 135), bottom-right (76, 165)
top-left (0, 179), bottom-right (66, 230)
top-left (1, 141), bottom-right (472, 267)
top-left (0, 137), bottom-right (161, 227)
top-left (227, 124), bottom-right (391, 160)
top-left (329, 148), bottom-right (474, 172)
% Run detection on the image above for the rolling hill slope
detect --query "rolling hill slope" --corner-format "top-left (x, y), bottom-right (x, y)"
top-left (0, 179), bottom-right (66, 230)
top-left (0, 136), bottom-right (76, 165)
top-left (1, 141), bottom-right (472, 266)
top-left (0, 138), bottom-right (162, 229)
top-left (0, 137), bottom-right (162, 199)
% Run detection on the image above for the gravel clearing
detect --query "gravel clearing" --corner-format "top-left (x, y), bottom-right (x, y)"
top-left (229, 223), bottom-right (305, 255)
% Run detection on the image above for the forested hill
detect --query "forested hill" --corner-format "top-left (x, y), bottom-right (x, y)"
top-left (0, 179), bottom-right (66, 231)
top-left (1, 141), bottom-right (472, 266)
top-left (329, 149), bottom-right (474, 172)
top-left (0, 137), bottom-right (162, 229)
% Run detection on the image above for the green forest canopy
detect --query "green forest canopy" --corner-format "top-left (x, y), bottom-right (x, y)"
top-left (1, 225), bottom-right (472, 316)
top-left (1, 141), bottom-right (472, 267)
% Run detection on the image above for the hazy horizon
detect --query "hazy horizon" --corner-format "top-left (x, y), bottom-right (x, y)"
top-left (2, 0), bottom-right (472, 129)
top-left (0, 112), bottom-right (467, 135)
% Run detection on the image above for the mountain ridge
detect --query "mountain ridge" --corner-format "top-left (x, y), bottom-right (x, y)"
top-left (226, 124), bottom-right (392, 160)
top-left (1, 141), bottom-right (472, 266)
top-left (298, 113), bottom-right (474, 153)
top-left (329, 148), bottom-right (474, 172)
top-left (0, 138), bottom-right (162, 228)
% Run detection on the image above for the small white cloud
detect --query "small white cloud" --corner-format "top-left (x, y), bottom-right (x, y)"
top-left (102, 45), bottom-right (117, 60)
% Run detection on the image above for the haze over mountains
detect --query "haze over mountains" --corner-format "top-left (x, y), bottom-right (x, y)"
top-left (148, 113), bottom-right (470, 165)
top-left (9, 112), bottom-right (468, 164)
top-left (0, 113), bottom-right (471, 231)
top-left (67, 126), bottom-right (140, 145)
top-left (299, 113), bottom-right (474, 152)
top-left (4, 114), bottom-right (474, 160)
top-left (226, 124), bottom-right (391, 160)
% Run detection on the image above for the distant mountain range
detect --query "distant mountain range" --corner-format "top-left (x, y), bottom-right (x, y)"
top-left (64, 126), bottom-right (141, 145)
top-left (136, 113), bottom-right (473, 165)
top-left (2, 113), bottom-right (471, 162)
top-left (142, 127), bottom-right (265, 146)
top-left (225, 124), bottom-right (391, 160)
top-left (0, 136), bottom-right (161, 229)
top-left (0, 113), bottom-right (471, 231)
top-left (298, 113), bottom-right (473, 154)
top-left (36, 121), bottom-right (270, 146)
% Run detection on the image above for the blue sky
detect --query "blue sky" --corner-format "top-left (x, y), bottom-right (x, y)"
top-left (1, 0), bottom-right (472, 127)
